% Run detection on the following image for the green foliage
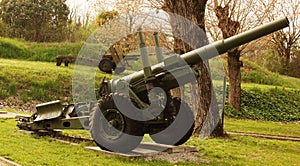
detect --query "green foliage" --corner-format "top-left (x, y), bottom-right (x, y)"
top-left (249, 49), bottom-right (300, 78)
top-left (241, 59), bottom-right (296, 88)
top-left (68, 23), bottom-right (93, 42)
top-left (0, 38), bottom-right (83, 62)
top-left (249, 50), bottom-right (284, 73)
top-left (287, 49), bottom-right (300, 78)
top-left (0, 59), bottom-right (73, 102)
top-left (95, 10), bottom-right (119, 27)
top-left (0, 0), bottom-right (70, 42)
top-left (0, 20), bottom-right (9, 37)
top-left (28, 42), bottom-right (84, 62)
top-left (0, 77), bottom-right (17, 99)
top-left (226, 87), bottom-right (300, 122)
top-left (0, 58), bottom-right (109, 103)
top-left (0, 38), bottom-right (33, 59)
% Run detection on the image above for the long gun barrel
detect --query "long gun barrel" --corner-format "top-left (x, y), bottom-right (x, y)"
top-left (182, 17), bottom-right (289, 64)
top-left (115, 17), bottom-right (289, 86)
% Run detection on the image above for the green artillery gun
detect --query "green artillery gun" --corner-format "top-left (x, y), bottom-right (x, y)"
top-left (17, 18), bottom-right (289, 153)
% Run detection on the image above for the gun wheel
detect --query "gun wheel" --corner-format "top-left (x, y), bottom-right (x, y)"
top-left (89, 93), bottom-right (144, 153)
top-left (150, 98), bottom-right (194, 145)
top-left (98, 58), bottom-right (114, 74)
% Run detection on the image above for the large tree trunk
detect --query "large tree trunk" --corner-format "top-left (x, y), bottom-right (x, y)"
top-left (214, 5), bottom-right (242, 111)
top-left (193, 61), bottom-right (212, 134)
top-left (227, 49), bottom-right (242, 111)
top-left (162, 0), bottom-right (223, 136)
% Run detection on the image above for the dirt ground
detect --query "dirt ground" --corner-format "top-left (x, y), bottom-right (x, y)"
top-left (144, 151), bottom-right (209, 164)
top-left (0, 97), bottom-right (40, 113)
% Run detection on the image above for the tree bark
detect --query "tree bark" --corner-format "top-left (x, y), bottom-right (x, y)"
top-left (162, 0), bottom-right (224, 136)
top-left (214, 5), bottom-right (242, 111)
top-left (227, 49), bottom-right (242, 111)
top-left (193, 61), bottom-right (212, 134)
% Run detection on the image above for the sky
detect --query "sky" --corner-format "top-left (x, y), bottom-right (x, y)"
top-left (66, 0), bottom-right (117, 21)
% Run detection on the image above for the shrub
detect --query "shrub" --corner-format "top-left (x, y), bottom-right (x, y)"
top-left (0, 38), bottom-right (33, 59)
top-left (0, 38), bottom-right (84, 62)
top-left (28, 42), bottom-right (84, 62)
top-left (226, 87), bottom-right (300, 122)
top-left (242, 60), bottom-right (295, 88)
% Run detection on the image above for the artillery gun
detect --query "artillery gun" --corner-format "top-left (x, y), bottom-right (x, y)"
top-left (17, 18), bottom-right (289, 153)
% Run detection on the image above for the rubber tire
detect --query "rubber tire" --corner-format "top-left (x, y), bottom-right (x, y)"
top-left (89, 93), bottom-right (144, 153)
top-left (150, 98), bottom-right (194, 145)
top-left (98, 58), bottom-right (114, 74)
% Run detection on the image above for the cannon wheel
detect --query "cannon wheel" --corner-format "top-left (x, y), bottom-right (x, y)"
top-left (150, 98), bottom-right (194, 145)
top-left (98, 58), bottom-right (115, 74)
top-left (89, 93), bottom-right (144, 153)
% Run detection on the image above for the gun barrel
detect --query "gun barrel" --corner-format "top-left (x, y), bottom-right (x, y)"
top-left (181, 17), bottom-right (289, 65)
top-left (118, 17), bottom-right (289, 85)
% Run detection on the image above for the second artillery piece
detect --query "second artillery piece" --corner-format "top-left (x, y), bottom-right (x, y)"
top-left (17, 18), bottom-right (289, 153)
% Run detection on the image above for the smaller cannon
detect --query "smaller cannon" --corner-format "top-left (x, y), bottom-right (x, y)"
top-left (17, 18), bottom-right (289, 153)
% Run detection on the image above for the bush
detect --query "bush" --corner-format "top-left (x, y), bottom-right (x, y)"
top-left (28, 42), bottom-right (84, 62)
top-left (225, 87), bottom-right (300, 122)
top-left (242, 60), bottom-right (295, 88)
top-left (247, 49), bottom-right (300, 78)
top-left (0, 59), bottom-right (74, 103)
top-left (0, 20), bottom-right (9, 37)
top-left (0, 38), bottom-right (33, 59)
top-left (0, 38), bottom-right (84, 62)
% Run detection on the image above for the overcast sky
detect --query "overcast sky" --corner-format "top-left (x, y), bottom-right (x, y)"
top-left (65, 0), bottom-right (117, 21)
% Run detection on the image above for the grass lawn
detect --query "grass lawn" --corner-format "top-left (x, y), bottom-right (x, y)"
top-left (0, 58), bottom-right (110, 104)
top-left (0, 118), bottom-right (299, 165)
top-left (0, 119), bottom-right (169, 166)
top-left (188, 135), bottom-right (300, 165)
top-left (224, 117), bottom-right (300, 137)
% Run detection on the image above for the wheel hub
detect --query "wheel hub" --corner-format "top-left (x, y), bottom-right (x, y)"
top-left (100, 109), bottom-right (125, 140)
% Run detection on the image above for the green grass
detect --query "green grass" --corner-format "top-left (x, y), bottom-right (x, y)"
top-left (188, 135), bottom-right (300, 165)
top-left (241, 59), bottom-right (299, 89)
top-left (1, 119), bottom-right (299, 165)
top-left (0, 37), bottom-right (86, 62)
top-left (0, 119), bottom-right (169, 166)
top-left (60, 118), bottom-right (300, 142)
top-left (0, 58), bottom-right (73, 103)
top-left (0, 37), bottom-right (33, 59)
top-left (281, 75), bottom-right (300, 89)
top-left (224, 118), bottom-right (300, 137)
top-left (27, 42), bottom-right (84, 62)
top-left (0, 58), bottom-right (110, 104)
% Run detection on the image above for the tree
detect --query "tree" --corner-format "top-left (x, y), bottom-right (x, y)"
top-left (95, 10), bottom-right (119, 27)
top-left (0, 0), bottom-right (70, 42)
top-left (266, 0), bottom-right (300, 75)
top-left (206, 0), bottom-right (277, 111)
top-left (0, 19), bottom-right (9, 37)
top-left (149, 0), bottom-right (225, 136)
top-left (115, 0), bottom-right (149, 34)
